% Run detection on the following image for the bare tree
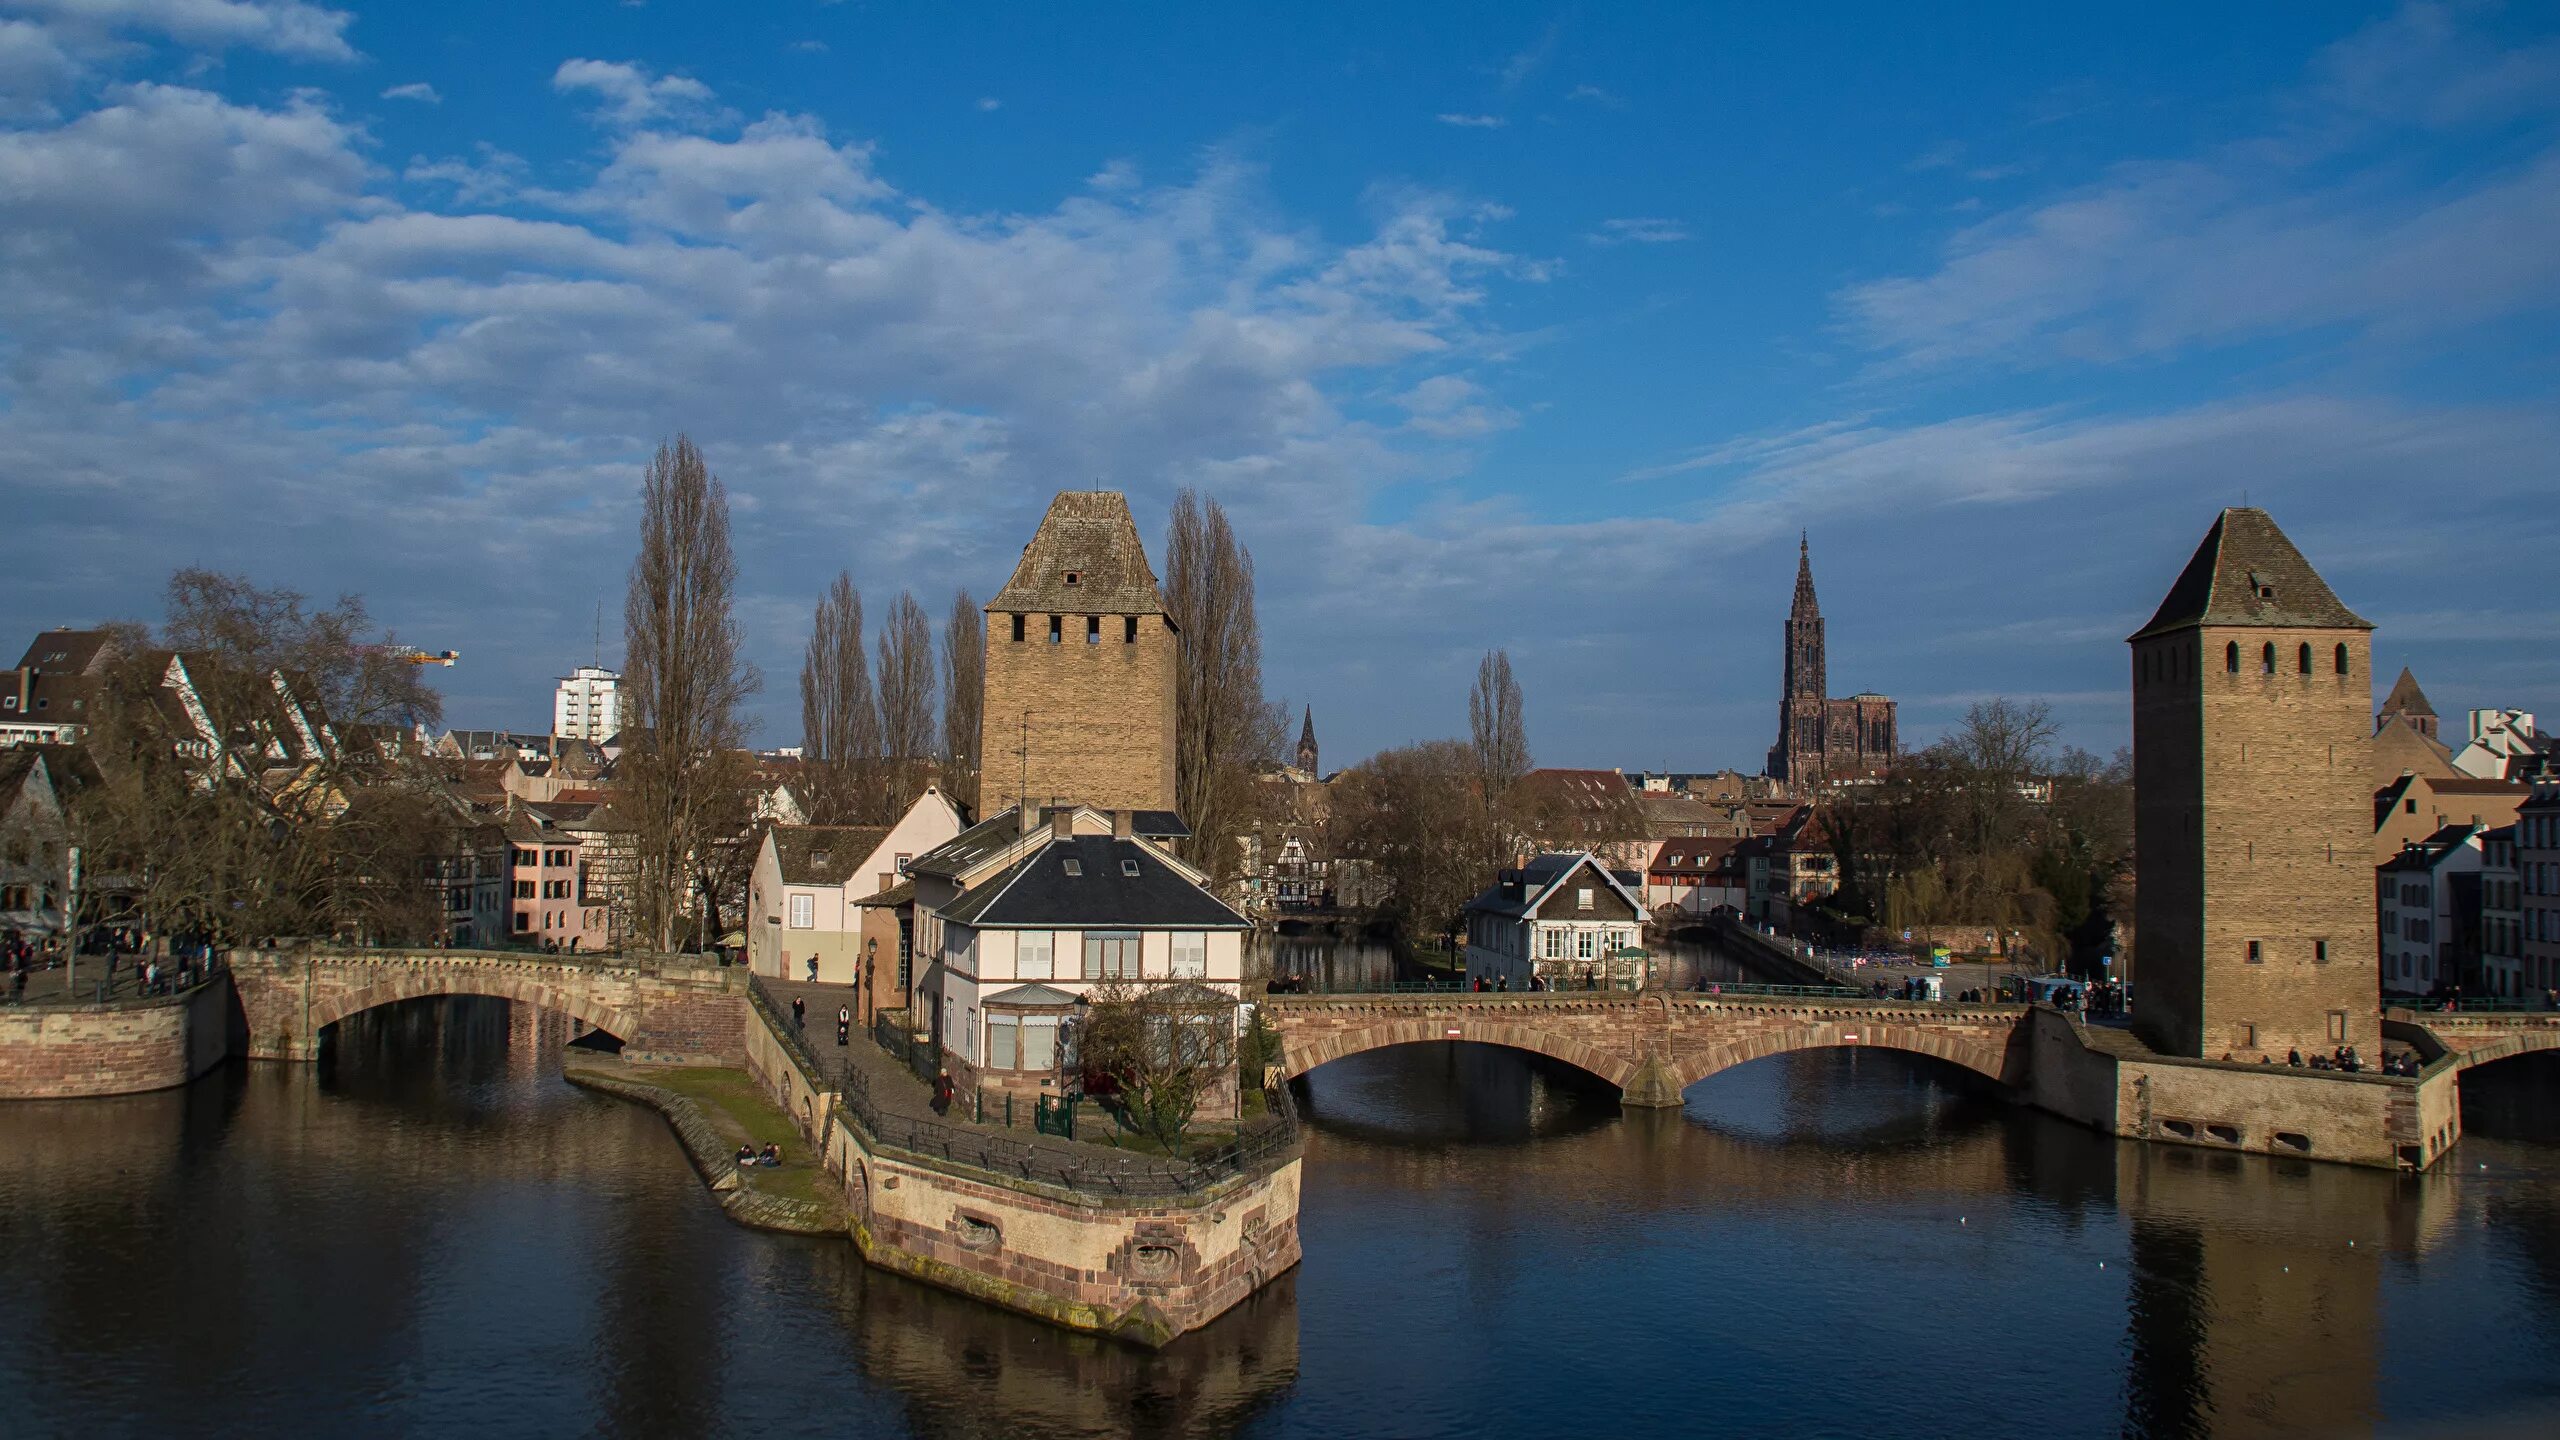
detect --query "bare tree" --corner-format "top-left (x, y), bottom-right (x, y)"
top-left (1167, 489), bottom-right (1282, 887)
top-left (620, 436), bottom-right (758, 951)
top-left (1325, 739), bottom-right (1492, 947)
top-left (1468, 649), bottom-right (1530, 799)
top-left (940, 587), bottom-right (983, 814)
top-left (874, 589), bottom-right (935, 818)
top-left (1075, 979), bottom-right (1237, 1152)
top-left (798, 571), bottom-right (878, 825)
top-left (163, 568), bottom-right (444, 732)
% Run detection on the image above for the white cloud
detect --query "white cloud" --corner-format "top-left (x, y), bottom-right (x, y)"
top-left (1585, 216), bottom-right (1687, 246)
top-left (1499, 20), bottom-right (1558, 91)
top-left (1566, 84), bottom-right (1623, 109)
top-left (1841, 9), bottom-right (2560, 369)
top-left (7, 0), bottom-right (356, 61)
top-left (380, 81), bottom-right (438, 104)
top-left (552, 57), bottom-right (722, 128)
top-left (976, 96), bottom-right (999, 112)
top-left (0, 79), bottom-right (1536, 748)
top-left (0, 18), bottom-right (77, 118)
top-left (1435, 112), bottom-right (1504, 129)
top-left (790, 39), bottom-right (826, 54)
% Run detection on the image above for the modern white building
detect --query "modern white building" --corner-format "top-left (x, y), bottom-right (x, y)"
top-left (552, 665), bottom-right (621, 742)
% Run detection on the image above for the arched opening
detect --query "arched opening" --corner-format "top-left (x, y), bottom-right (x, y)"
top-left (1287, 1038), bottom-right (1628, 1144)
top-left (2225, 642), bottom-right (2239, 673)
top-left (2297, 642), bottom-right (2311, 674)
top-left (2334, 642), bottom-right (2349, 676)
top-left (2260, 642), bottom-right (2275, 674)
top-left (1678, 1042), bottom-right (2013, 1149)
top-left (310, 976), bottom-right (636, 1054)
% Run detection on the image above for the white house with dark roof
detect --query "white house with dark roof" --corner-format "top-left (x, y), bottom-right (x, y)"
top-left (902, 803), bottom-right (1248, 1109)
top-left (1462, 851), bottom-right (1650, 990)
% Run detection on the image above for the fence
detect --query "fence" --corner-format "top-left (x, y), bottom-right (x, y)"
top-left (751, 973), bottom-right (1298, 1197)
top-left (1279, 975), bottom-right (1861, 1002)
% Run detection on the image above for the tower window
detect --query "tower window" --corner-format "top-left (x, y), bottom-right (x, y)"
top-left (2315, 940), bottom-right (2329, 964)
top-left (2225, 642), bottom-right (2238, 673)
top-left (1086, 615), bottom-right (1101, 645)
top-left (2246, 940), bottom-right (2263, 964)
top-left (1011, 614), bottom-right (1025, 643)
top-left (1123, 616), bottom-right (1138, 643)
top-left (1048, 615), bottom-right (1062, 644)
top-left (2297, 643), bottom-right (2311, 674)
top-left (2334, 643), bottom-right (2348, 676)
top-left (2260, 642), bottom-right (2275, 674)
top-left (1064, 571), bottom-right (1081, 586)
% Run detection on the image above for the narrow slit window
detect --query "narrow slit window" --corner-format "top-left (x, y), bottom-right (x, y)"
top-left (1048, 615), bottom-right (1063, 644)
top-left (2261, 642), bottom-right (2275, 674)
top-left (2334, 643), bottom-right (2349, 676)
top-left (1011, 614), bottom-right (1026, 642)
top-left (2297, 643), bottom-right (2311, 674)
top-left (1123, 616), bottom-right (1138, 643)
top-left (1086, 615), bottom-right (1101, 645)
top-left (2246, 939), bottom-right (2263, 964)
top-left (2225, 642), bottom-right (2239, 673)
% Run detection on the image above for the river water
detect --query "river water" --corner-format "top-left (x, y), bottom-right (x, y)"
top-left (3, 986), bottom-right (2557, 1438)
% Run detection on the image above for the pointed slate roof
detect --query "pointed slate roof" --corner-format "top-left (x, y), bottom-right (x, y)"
top-left (1298, 706), bottom-right (1315, 751)
top-left (987, 491), bottom-right (1169, 617)
top-left (2129, 507), bottom-right (2371, 641)
top-left (1790, 533), bottom-right (1820, 618)
top-left (2380, 667), bottom-right (2436, 720)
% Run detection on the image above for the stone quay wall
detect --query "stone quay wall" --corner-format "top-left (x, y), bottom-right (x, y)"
top-left (741, 994), bottom-right (1301, 1347)
top-left (0, 977), bottom-right (234, 1100)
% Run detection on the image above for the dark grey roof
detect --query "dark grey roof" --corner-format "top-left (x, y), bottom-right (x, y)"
top-left (909, 805), bottom-right (1190, 880)
top-left (982, 982), bottom-right (1083, 1008)
top-left (940, 835), bottom-right (1247, 929)
top-left (2131, 507), bottom-right (2372, 641)
top-left (987, 491), bottom-right (1170, 617)
top-left (771, 825), bottom-right (890, 886)
top-left (1462, 852), bottom-right (1640, 920)
top-left (2380, 668), bottom-right (2435, 719)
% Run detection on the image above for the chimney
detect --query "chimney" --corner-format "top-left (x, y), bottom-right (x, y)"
top-left (1051, 807), bottom-right (1074, 842)
top-left (1019, 804), bottom-right (1041, 837)
top-left (1112, 809), bottom-right (1133, 839)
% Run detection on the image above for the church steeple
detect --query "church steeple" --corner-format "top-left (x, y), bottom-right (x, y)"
top-left (1296, 706), bottom-right (1319, 774)
top-left (1791, 531), bottom-right (1821, 619)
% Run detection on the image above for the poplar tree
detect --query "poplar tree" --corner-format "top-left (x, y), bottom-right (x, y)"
top-left (620, 436), bottom-right (756, 951)
top-left (873, 590), bottom-right (935, 818)
top-left (798, 571), bottom-right (878, 824)
top-left (1167, 489), bottom-right (1281, 887)
top-left (939, 587), bottom-right (983, 814)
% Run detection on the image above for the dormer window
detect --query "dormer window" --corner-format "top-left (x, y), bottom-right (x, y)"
top-left (1064, 571), bottom-right (1081, 587)
top-left (811, 851), bottom-right (830, 866)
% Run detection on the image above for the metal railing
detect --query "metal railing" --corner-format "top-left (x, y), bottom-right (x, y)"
top-left (1272, 976), bottom-right (1863, 1001)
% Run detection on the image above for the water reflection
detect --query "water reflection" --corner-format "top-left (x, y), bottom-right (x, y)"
top-left (1, 991), bottom-right (2557, 1437)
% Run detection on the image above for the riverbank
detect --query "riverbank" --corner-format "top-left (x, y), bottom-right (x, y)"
top-left (562, 1052), bottom-right (845, 1235)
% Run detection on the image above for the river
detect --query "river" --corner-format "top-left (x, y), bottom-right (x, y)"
top-left (2, 986), bottom-right (2557, 1438)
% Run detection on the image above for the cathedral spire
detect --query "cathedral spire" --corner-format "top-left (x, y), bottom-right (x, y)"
top-left (1296, 705), bottom-right (1319, 774)
top-left (1791, 531), bottom-right (1820, 618)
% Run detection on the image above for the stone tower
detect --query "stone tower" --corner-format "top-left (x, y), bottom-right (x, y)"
top-left (1769, 535), bottom-right (1827, 782)
top-left (1296, 706), bottom-right (1318, 775)
top-left (2128, 507), bottom-right (2376, 1060)
top-left (979, 491), bottom-right (1180, 814)
top-left (2375, 668), bottom-right (2437, 740)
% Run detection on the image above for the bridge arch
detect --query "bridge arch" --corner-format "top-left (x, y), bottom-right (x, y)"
top-left (1283, 1017), bottom-right (1638, 1092)
top-left (2442, 1030), bottom-right (2560, 1075)
top-left (1676, 1020), bottom-right (2012, 1091)
top-left (308, 973), bottom-right (639, 1044)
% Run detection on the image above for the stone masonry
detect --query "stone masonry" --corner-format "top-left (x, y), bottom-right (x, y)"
top-left (1265, 993), bottom-right (2031, 1105)
top-left (2130, 507), bottom-right (2379, 1061)
top-left (227, 947), bottom-right (745, 1064)
top-left (978, 491), bottom-right (1179, 815)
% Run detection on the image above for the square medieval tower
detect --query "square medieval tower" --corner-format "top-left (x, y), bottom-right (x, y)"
top-left (979, 491), bottom-right (1180, 814)
top-left (2128, 507), bottom-right (2376, 1060)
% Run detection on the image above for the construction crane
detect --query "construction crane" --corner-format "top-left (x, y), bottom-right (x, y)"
top-left (361, 645), bottom-right (460, 666)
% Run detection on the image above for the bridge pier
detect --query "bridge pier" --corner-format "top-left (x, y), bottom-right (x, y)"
top-left (1621, 1051), bottom-right (1685, 1108)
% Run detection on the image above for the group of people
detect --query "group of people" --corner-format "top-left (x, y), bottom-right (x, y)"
top-left (1468, 973), bottom-right (1570, 992)
top-left (733, 1143), bottom-right (782, 1168)
top-left (786, 996), bottom-right (856, 1046)
top-left (2270, 1044), bottom-right (2418, 1076)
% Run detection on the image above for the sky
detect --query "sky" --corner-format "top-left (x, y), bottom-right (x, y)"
top-left (1, 1), bottom-right (2555, 771)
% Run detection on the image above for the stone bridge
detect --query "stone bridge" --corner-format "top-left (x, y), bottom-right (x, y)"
top-left (2396, 1010), bottom-right (2560, 1075)
top-left (1262, 992), bottom-right (2032, 1106)
top-left (227, 947), bottom-right (748, 1065)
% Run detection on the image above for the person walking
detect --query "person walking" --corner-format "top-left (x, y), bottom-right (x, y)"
top-left (791, 996), bottom-right (806, 1030)
top-left (836, 1005), bottom-right (851, 1047)
top-left (932, 1067), bottom-right (955, 1115)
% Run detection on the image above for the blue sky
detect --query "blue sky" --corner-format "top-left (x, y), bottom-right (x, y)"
top-left (2, 1), bottom-right (2555, 770)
